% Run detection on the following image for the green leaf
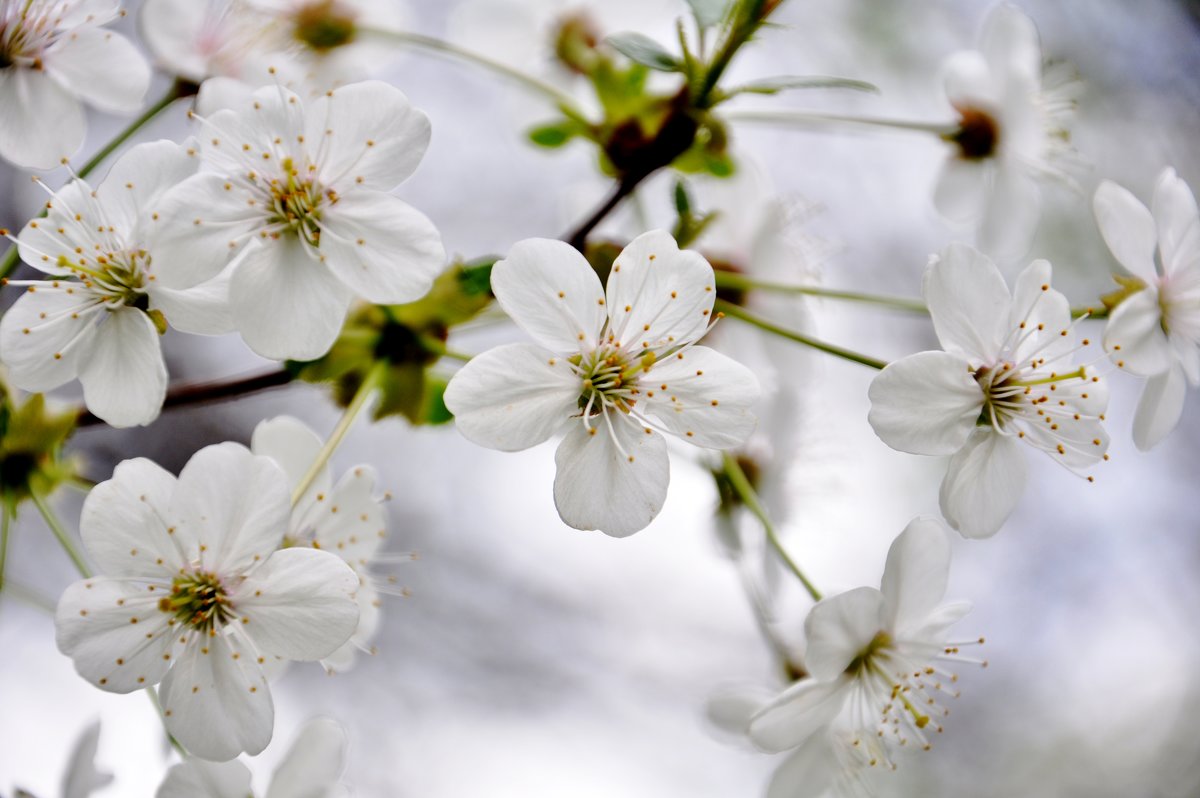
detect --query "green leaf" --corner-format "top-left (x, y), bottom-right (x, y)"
top-left (605, 32), bottom-right (681, 72)
top-left (673, 178), bottom-right (693, 216)
top-left (724, 75), bottom-right (879, 97)
top-left (686, 0), bottom-right (731, 27)
top-left (528, 121), bottom-right (579, 148)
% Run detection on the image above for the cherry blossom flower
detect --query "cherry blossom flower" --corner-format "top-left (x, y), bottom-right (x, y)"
top-left (0, 0), bottom-right (151, 169)
top-left (444, 230), bottom-right (761, 537)
top-left (156, 718), bottom-right (348, 798)
top-left (0, 140), bottom-right (233, 427)
top-left (749, 518), bottom-right (978, 790)
top-left (54, 443), bottom-right (360, 761)
top-left (867, 243), bottom-right (1108, 538)
top-left (1094, 168), bottom-right (1200, 450)
top-left (251, 415), bottom-right (398, 672)
top-left (147, 81), bottom-right (444, 361)
top-left (934, 4), bottom-right (1079, 261)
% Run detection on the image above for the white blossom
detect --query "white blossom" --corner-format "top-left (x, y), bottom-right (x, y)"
top-left (0, 140), bottom-right (233, 427)
top-left (868, 243), bottom-right (1108, 538)
top-left (0, 0), bottom-right (151, 169)
top-left (444, 229), bottom-right (761, 537)
top-left (251, 415), bottom-right (399, 672)
top-left (934, 3), bottom-right (1079, 261)
top-left (1094, 168), bottom-right (1200, 450)
top-left (156, 718), bottom-right (349, 798)
top-left (54, 443), bottom-right (360, 761)
top-left (147, 81), bottom-right (444, 361)
top-left (749, 518), bottom-right (978, 792)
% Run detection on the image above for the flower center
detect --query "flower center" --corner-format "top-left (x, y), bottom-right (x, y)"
top-left (268, 157), bottom-right (328, 246)
top-left (573, 344), bottom-right (650, 416)
top-left (0, 1), bottom-right (59, 66)
top-left (160, 571), bottom-right (232, 633)
top-left (292, 0), bottom-right (358, 52)
top-left (951, 107), bottom-right (1000, 160)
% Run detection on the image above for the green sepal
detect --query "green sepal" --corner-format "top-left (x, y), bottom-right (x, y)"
top-left (1101, 274), bottom-right (1149, 312)
top-left (606, 32), bottom-right (682, 73)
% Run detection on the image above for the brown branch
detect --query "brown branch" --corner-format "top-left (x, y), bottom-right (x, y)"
top-left (76, 369), bottom-right (294, 429)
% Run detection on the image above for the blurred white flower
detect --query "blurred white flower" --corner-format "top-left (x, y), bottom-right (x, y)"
top-left (1094, 168), bottom-right (1200, 451)
top-left (0, 0), bottom-right (151, 169)
top-left (444, 230), bottom-right (761, 537)
top-left (156, 717), bottom-right (349, 798)
top-left (251, 415), bottom-right (398, 672)
top-left (934, 3), bottom-right (1079, 261)
top-left (12, 719), bottom-right (114, 798)
top-left (55, 443), bottom-right (359, 761)
top-left (868, 243), bottom-right (1108, 538)
top-left (0, 140), bottom-right (233, 427)
top-left (148, 81), bottom-right (444, 361)
top-left (749, 518), bottom-right (976, 791)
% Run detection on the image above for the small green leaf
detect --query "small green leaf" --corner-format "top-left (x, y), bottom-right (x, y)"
top-left (686, 0), bottom-right (731, 27)
top-left (606, 32), bottom-right (681, 72)
top-left (673, 179), bottom-right (693, 216)
top-left (528, 122), bottom-right (579, 148)
top-left (725, 75), bottom-right (879, 97)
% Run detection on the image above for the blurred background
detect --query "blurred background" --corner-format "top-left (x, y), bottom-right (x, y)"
top-left (2, 0), bottom-right (1200, 795)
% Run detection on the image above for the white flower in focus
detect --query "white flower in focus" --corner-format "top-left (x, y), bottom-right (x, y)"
top-left (251, 415), bottom-right (399, 672)
top-left (156, 718), bottom-right (349, 798)
top-left (934, 3), bottom-right (1079, 261)
top-left (0, 140), bottom-right (234, 427)
top-left (1093, 168), bottom-right (1200, 450)
top-left (443, 230), bottom-right (761, 537)
top-left (868, 243), bottom-right (1109, 538)
top-left (749, 519), bottom-right (978, 790)
top-left (148, 81), bottom-right (444, 361)
top-left (54, 443), bottom-right (360, 761)
top-left (0, 0), bottom-right (151, 169)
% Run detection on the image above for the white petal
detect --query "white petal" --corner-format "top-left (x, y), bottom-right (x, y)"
top-left (229, 237), bottom-right (354, 361)
top-left (443, 342), bottom-right (580, 451)
top-left (321, 580), bottom-right (380, 673)
top-left (308, 81), bottom-right (431, 190)
top-left (317, 190), bottom-right (445, 303)
top-left (306, 466), bottom-right (387, 565)
top-left (1133, 365), bottom-right (1188, 451)
top-left (264, 719), bottom-right (347, 798)
top-left (867, 351), bottom-right (983, 456)
top-left (195, 77), bottom-right (258, 116)
top-left (0, 68), bottom-right (85, 169)
top-left (979, 3), bottom-right (1042, 84)
top-left (639, 345), bottom-right (760, 448)
top-left (78, 308), bottom-right (168, 428)
top-left (939, 428), bottom-right (1027, 539)
top-left (942, 50), bottom-right (996, 110)
top-left (17, 181), bottom-right (109, 275)
top-left (705, 684), bottom-right (775, 735)
top-left (491, 238), bottom-right (606, 353)
top-left (803, 587), bottom-right (887, 681)
top-left (977, 166), bottom-right (1041, 263)
top-left (1093, 180), bottom-right (1159, 282)
top-left (98, 139), bottom-right (200, 238)
top-left (924, 243), bottom-right (1011, 364)
top-left (250, 416), bottom-right (329, 499)
top-left (766, 733), bottom-right (838, 798)
top-left (1008, 258), bottom-right (1074, 366)
top-left (230, 548), bottom-right (359, 661)
top-left (148, 173), bottom-right (264, 289)
top-left (606, 230), bottom-right (715, 351)
top-left (933, 156), bottom-right (986, 222)
top-left (552, 418), bottom-right (670, 537)
top-left (150, 269), bottom-right (236, 336)
top-left (62, 720), bottom-right (113, 798)
top-left (155, 759), bottom-right (253, 798)
top-left (169, 442), bottom-right (291, 575)
top-left (0, 287), bottom-right (99, 392)
top-left (880, 518), bottom-right (952, 636)
top-left (748, 678), bottom-right (849, 753)
top-left (55, 578), bottom-right (176, 693)
top-left (1153, 168), bottom-right (1200, 277)
top-left (81, 457), bottom-right (181, 578)
top-left (1103, 288), bottom-right (1174, 377)
top-left (45, 28), bottom-right (151, 114)
top-left (160, 628), bottom-right (273, 761)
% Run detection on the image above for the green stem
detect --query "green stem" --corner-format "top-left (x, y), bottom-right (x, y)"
top-left (291, 360), bottom-right (387, 506)
top-left (145, 686), bottom-right (187, 757)
top-left (0, 82), bottom-right (185, 279)
top-left (0, 501), bottom-right (10, 593)
top-left (418, 335), bottom-right (472, 363)
top-left (715, 299), bottom-right (888, 370)
top-left (31, 491), bottom-right (91, 578)
top-left (1073, 305), bottom-right (1108, 320)
top-left (721, 453), bottom-right (821, 602)
top-left (362, 28), bottom-right (584, 115)
top-left (723, 109), bottom-right (958, 136)
top-left (713, 272), bottom-right (928, 313)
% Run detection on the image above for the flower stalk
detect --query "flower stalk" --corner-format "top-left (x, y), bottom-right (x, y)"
top-left (30, 490), bottom-right (91, 578)
top-left (715, 299), bottom-right (888, 370)
top-left (713, 272), bottom-right (928, 313)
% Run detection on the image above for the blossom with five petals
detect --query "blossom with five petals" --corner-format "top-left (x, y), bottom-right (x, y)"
top-left (54, 443), bottom-right (359, 761)
top-left (0, 140), bottom-right (233, 427)
top-left (868, 243), bottom-right (1108, 538)
top-left (444, 230), bottom-right (761, 537)
top-left (749, 518), bottom-right (977, 789)
top-left (934, 4), bottom-right (1079, 261)
top-left (1093, 168), bottom-right (1200, 450)
top-left (148, 81), bottom-right (444, 360)
top-left (0, 0), bottom-right (151, 168)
